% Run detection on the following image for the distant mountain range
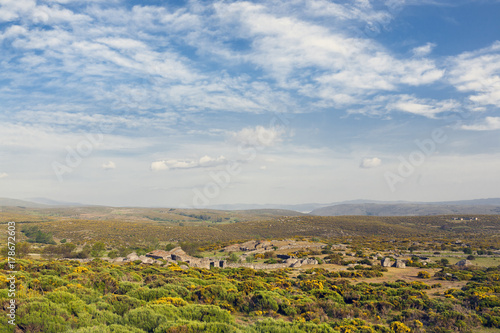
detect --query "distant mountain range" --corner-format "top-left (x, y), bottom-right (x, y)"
top-left (0, 197), bottom-right (86, 208)
top-left (0, 198), bottom-right (50, 208)
top-left (309, 202), bottom-right (500, 216)
top-left (1, 197), bottom-right (500, 216)
top-left (210, 198), bottom-right (500, 215)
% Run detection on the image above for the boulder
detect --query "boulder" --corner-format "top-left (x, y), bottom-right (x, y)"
top-left (126, 252), bottom-right (140, 261)
top-left (381, 257), bottom-right (392, 267)
top-left (139, 256), bottom-right (154, 264)
top-left (455, 259), bottom-right (473, 267)
top-left (301, 258), bottom-right (318, 265)
top-left (394, 259), bottom-right (406, 268)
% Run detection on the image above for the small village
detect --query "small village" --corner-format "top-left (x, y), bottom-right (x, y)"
top-left (75, 239), bottom-right (480, 272)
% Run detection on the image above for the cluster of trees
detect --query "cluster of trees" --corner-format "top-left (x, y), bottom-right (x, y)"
top-left (21, 225), bottom-right (56, 244)
top-left (177, 212), bottom-right (224, 222)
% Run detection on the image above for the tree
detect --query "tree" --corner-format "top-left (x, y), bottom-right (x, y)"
top-left (16, 242), bottom-right (31, 258)
top-left (463, 247), bottom-right (473, 255)
top-left (91, 242), bottom-right (106, 257)
top-left (227, 253), bottom-right (239, 263)
top-left (22, 225), bottom-right (56, 244)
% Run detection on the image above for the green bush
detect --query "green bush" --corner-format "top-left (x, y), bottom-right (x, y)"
top-left (16, 300), bottom-right (71, 333)
top-left (124, 307), bottom-right (168, 333)
top-left (69, 325), bottom-right (146, 333)
top-left (179, 304), bottom-right (234, 323)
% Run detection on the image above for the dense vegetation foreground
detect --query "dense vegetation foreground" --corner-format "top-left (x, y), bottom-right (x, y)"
top-left (2, 209), bottom-right (500, 332)
top-left (2, 257), bottom-right (500, 333)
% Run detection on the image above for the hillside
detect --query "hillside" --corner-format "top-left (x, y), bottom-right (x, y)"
top-left (310, 203), bottom-right (500, 216)
top-left (0, 197), bottom-right (48, 208)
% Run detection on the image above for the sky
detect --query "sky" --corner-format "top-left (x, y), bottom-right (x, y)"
top-left (0, 0), bottom-right (500, 208)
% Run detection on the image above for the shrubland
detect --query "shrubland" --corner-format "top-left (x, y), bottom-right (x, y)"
top-left (1, 208), bottom-right (500, 332)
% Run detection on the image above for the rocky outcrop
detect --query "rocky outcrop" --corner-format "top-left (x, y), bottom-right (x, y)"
top-left (381, 257), bottom-right (406, 268)
top-left (455, 259), bottom-right (473, 267)
top-left (394, 259), bottom-right (406, 268)
top-left (382, 257), bottom-right (393, 267)
top-left (126, 252), bottom-right (140, 261)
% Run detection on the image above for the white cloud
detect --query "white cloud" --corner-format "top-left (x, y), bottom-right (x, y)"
top-left (388, 95), bottom-right (460, 118)
top-left (302, 0), bottom-right (392, 24)
top-left (360, 157), bottom-right (381, 169)
top-left (412, 42), bottom-right (435, 57)
top-left (448, 41), bottom-right (500, 108)
top-left (102, 161), bottom-right (116, 170)
top-left (461, 117), bottom-right (500, 131)
top-left (97, 37), bottom-right (147, 51)
top-left (231, 126), bottom-right (285, 147)
top-left (151, 160), bottom-right (169, 171)
top-left (0, 172), bottom-right (8, 179)
top-left (0, 25), bottom-right (28, 40)
top-left (199, 155), bottom-right (226, 167)
top-left (151, 155), bottom-right (226, 171)
top-left (0, 0), bottom-right (36, 23)
top-left (349, 94), bottom-right (460, 118)
top-left (213, 1), bottom-right (443, 106)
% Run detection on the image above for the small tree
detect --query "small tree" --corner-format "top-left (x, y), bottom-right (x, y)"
top-left (440, 258), bottom-right (450, 266)
top-left (165, 243), bottom-right (176, 251)
top-left (227, 253), bottom-right (239, 263)
top-left (91, 242), bottom-right (106, 257)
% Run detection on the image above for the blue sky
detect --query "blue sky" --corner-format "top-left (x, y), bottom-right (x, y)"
top-left (0, 0), bottom-right (499, 207)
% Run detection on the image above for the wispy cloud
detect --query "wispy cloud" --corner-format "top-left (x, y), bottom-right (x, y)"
top-left (388, 95), bottom-right (460, 118)
top-left (412, 42), bottom-right (436, 57)
top-left (462, 117), bottom-right (500, 131)
top-left (102, 161), bottom-right (116, 170)
top-left (448, 41), bottom-right (500, 108)
top-left (151, 155), bottom-right (226, 171)
top-left (231, 126), bottom-right (285, 147)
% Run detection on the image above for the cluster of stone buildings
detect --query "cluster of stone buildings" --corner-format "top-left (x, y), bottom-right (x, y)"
top-left (143, 246), bottom-right (319, 269)
top-left (107, 241), bottom-right (410, 270)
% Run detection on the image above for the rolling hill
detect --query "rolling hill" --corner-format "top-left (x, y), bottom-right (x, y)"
top-left (310, 202), bottom-right (500, 216)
